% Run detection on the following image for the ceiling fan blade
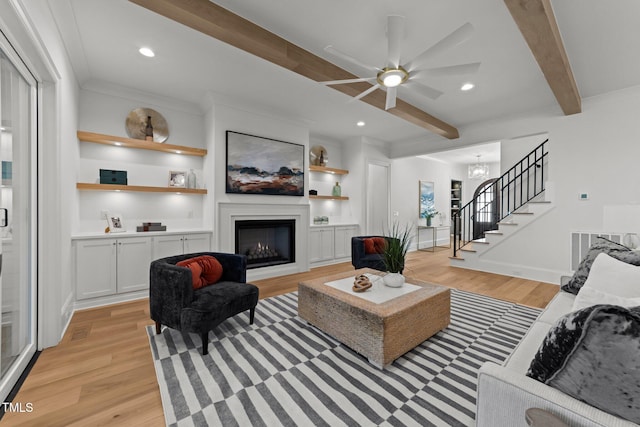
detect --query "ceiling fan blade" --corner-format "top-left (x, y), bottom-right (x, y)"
top-left (404, 22), bottom-right (474, 71)
top-left (350, 84), bottom-right (381, 102)
top-left (387, 15), bottom-right (405, 68)
top-left (321, 77), bottom-right (377, 85)
top-left (419, 62), bottom-right (481, 77)
top-left (404, 81), bottom-right (444, 100)
top-left (324, 45), bottom-right (380, 73)
top-left (385, 87), bottom-right (397, 110)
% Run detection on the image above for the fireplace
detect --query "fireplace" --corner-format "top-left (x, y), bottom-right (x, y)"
top-left (235, 219), bottom-right (296, 269)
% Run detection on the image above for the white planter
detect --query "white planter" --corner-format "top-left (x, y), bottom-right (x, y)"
top-left (383, 272), bottom-right (405, 288)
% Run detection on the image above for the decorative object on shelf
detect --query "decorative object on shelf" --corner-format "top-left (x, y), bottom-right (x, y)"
top-left (332, 182), bottom-right (341, 197)
top-left (309, 145), bottom-right (328, 166)
top-left (468, 155), bottom-right (489, 179)
top-left (352, 274), bottom-right (372, 292)
top-left (313, 216), bottom-right (329, 224)
top-left (382, 221), bottom-right (413, 287)
top-left (106, 213), bottom-right (125, 233)
top-left (136, 222), bottom-right (167, 232)
top-left (419, 180), bottom-right (435, 223)
top-left (125, 107), bottom-right (169, 142)
top-left (145, 116), bottom-right (154, 141)
top-left (1, 161), bottom-right (12, 186)
top-left (169, 170), bottom-right (186, 188)
top-left (309, 189), bottom-right (318, 196)
top-left (99, 169), bottom-right (128, 185)
top-left (187, 169), bottom-right (197, 189)
top-left (226, 131), bottom-right (304, 196)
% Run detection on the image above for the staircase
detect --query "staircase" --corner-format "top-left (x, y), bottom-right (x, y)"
top-left (451, 139), bottom-right (550, 268)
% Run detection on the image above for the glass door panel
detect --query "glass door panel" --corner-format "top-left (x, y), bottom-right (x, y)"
top-left (0, 43), bottom-right (36, 400)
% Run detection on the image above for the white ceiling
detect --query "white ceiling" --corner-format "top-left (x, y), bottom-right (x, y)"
top-left (50, 0), bottom-right (640, 154)
top-left (420, 141), bottom-right (501, 165)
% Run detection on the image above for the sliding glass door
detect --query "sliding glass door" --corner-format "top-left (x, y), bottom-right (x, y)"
top-left (0, 37), bottom-right (37, 402)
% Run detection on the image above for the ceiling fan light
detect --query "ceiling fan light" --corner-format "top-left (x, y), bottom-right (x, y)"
top-left (377, 67), bottom-right (409, 88)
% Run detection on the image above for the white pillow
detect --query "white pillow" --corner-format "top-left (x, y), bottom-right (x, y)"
top-left (573, 286), bottom-right (640, 311)
top-left (572, 253), bottom-right (640, 311)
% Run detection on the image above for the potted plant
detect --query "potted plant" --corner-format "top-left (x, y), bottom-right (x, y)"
top-left (421, 206), bottom-right (439, 226)
top-left (382, 221), bottom-right (413, 287)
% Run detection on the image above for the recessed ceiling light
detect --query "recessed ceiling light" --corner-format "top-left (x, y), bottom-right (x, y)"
top-left (461, 83), bottom-right (475, 91)
top-left (357, 121), bottom-right (365, 127)
top-left (139, 47), bottom-right (155, 58)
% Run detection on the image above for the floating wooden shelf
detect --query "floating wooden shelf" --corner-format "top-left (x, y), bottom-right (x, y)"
top-left (309, 165), bottom-right (349, 175)
top-left (77, 183), bottom-right (207, 194)
top-left (309, 195), bottom-right (349, 200)
top-left (77, 131), bottom-right (207, 157)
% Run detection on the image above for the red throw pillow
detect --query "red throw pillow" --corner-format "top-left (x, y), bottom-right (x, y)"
top-left (177, 255), bottom-right (224, 290)
top-left (372, 237), bottom-right (386, 254)
top-left (363, 238), bottom-right (376, 254)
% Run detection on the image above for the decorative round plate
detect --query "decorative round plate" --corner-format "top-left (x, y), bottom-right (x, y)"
top-left (125, 108), bottom-right (169, 142)
top-left (309, 145), bottom-right (328, 166)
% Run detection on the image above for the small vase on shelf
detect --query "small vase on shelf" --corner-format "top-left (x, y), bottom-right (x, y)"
top-left (332, 182), bottom-right (341, 197)
top-left (145, 115), bottom-right (154, 141)
top-left (186, 169), bottom-right (196, 189)
top-left (426, 217), bottom-right (432, 226)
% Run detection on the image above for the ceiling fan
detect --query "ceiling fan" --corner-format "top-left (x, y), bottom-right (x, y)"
top-left (322, 16), bottom-right (480, 110)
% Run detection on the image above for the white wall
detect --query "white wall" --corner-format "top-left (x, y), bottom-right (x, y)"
top-left (76, 86), bottom-right (206, 232)
top-left (389, 156), bottom-right (453, 248)
top-left (207, 99), bottom-right (310, 248)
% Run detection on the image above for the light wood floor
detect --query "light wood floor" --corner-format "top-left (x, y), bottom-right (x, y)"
top-left (2, 248), bottom-right (558, 426)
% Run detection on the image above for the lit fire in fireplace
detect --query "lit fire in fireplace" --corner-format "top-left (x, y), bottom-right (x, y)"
top-left (246, 242), bottom-right (280, 261)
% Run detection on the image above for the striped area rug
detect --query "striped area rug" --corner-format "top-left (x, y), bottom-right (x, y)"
top-left (147, 289), bottom-right (540, 426)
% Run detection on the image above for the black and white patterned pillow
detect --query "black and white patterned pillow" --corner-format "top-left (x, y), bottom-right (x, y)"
top-left (527, 305), bottom-right (640, 424)
top-left (562, 237), bottom-right (640, 294)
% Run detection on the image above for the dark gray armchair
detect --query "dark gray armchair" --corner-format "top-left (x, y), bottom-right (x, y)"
top-left (351, 236), bottom-right (389, 272)
top-left (150, 252), bottom-right (259, 355)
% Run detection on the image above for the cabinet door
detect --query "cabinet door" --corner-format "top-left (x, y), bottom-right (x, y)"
top-left (334, 226), bottom-right (358, 259)
top-left (183, 233), bottom-right (211, 254)
top-left (152, 235), bottom-right (185, 260)
top-left (310, 228), bottom-right (334, 263)
top-left (117, 237), bottom-right (152, 293)
top-left (76, 239), bottom-right (117, 300)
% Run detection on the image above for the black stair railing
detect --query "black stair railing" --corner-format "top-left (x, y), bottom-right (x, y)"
top-left (453, 139), bottom-right (548, 257)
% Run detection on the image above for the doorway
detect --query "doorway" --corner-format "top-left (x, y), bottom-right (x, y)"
top-left (366, 161), bottom-right (390, 235)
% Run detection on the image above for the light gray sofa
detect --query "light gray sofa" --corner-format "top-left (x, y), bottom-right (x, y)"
top-left (476, 281), bottom-right (638, 427)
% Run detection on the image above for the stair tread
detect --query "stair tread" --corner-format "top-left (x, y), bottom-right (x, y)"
top-left (460, 248), bottom-right (477, 253)
top-left (512, 212), bottom-right (534, 215)
top-left (528, 200), bottom-right (551, 204)
top-left (449, 256), bottom-right (465, 261)
top-left (499, 222), bottom-right (518, 226)
top-left (485, 231), bottom-right (503, 235)
top-left (472, 238), bottom-right (489, 244)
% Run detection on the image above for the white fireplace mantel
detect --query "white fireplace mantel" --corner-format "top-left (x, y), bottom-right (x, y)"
top-left (217, 202), bottom-right (310, 280)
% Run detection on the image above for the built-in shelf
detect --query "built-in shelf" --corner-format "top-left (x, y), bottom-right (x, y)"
top-left (77, 131), bottom-right (207, 157)
top-left (309, 195), bottom-right (349, 201)
top-left (309, 165), bottom-right (349, 175)
top-left (77, 183), bottom-right (207, 194)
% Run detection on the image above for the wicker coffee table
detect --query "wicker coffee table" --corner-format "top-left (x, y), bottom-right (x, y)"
top-left (298, 268), bottom-right (450, 368)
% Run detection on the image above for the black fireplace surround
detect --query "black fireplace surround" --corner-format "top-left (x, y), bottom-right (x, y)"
top-left (234, 219), bottom-right (295, 269)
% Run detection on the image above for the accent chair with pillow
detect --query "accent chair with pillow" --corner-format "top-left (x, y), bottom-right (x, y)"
top-left (150, 252), bottom-right (259, 355)
top-left (476, 237), bottom-right (640, 427)
top-left (351, 235), bottom-right (390, 272)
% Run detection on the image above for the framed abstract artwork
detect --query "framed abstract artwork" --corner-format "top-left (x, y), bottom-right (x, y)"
top-left (419, 181), bottom-right (435, 219)
top-left (226, 131), bottom-right (304, 196)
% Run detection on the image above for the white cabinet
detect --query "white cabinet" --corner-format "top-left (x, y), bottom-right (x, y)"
top-left (309, 227), bottom-right (335, 263)
top-left (309, 225), bottom-right (359, 265)
top-left (151, 233), bottom-right (211, 259)
top-left (334, 225), bottom-right (358, 259)
top-left (75, 237), bottom-right (151, 300)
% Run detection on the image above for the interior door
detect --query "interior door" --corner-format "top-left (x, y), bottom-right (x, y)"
top-left (0, 40), bottom-right (37, 403)
top-left (366, 161), bottom-right (390, 235)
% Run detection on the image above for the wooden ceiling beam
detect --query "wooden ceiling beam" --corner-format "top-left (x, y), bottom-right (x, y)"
top-left (129, 0), bottom-right (459, 139)
top-left (504, 0), bottom-right (581, 115)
